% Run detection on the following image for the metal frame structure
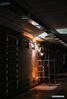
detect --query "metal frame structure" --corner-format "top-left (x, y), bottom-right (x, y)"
top-left (37, 59), bottom-right (56, 85)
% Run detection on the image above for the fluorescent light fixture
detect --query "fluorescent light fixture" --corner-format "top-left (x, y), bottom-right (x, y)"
top-left (31, 21), bottom-right (39, 26)
top-left (52, 95), bottom-right (65, 98)
top-left (21, 17), bottom-right (41, 28)
top-left (38, 32), bottom-right (48, 38)
top-left (31, 21), bottom-right (41, 29)
top-left (0, 2), bottom-right (11, 6)
top-left (28, 19), bottom-right (41, 29)
top-left (56, 28), bottom-right (67, 34)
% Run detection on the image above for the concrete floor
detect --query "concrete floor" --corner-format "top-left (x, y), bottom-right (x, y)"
top-left (12, 78), bottom-right (67, 99)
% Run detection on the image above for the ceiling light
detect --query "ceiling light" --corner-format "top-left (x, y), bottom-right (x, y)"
top-left (28, 19), bottom-right (41, 29)
top-left (38, 32), bottom-right (48, 38)
top-left (31, 21), bottom-right (39, 26)
top-left (0, 2), bottom-right (11, 6)
top-left (56, 28), bottom-right (67, 34)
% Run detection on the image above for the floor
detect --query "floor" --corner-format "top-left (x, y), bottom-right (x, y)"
top-left (12, 78), bottom-right (67, 99)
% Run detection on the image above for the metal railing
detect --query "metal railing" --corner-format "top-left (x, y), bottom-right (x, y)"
top-left (37, 59), bottom-right (56, 85)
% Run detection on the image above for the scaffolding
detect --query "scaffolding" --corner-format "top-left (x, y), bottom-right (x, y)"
top-left (37, 59), bottom-right (56, 85)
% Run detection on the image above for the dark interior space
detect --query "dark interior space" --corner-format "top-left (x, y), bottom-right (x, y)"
top-left (0, 0), bottom-right (67, 99)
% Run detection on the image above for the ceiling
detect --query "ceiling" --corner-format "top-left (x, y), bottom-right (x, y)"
top-left (0, 0), bottom-right (44, 37)
top-left (16, 0), bottom-right (67, 29)
top-left (0, 0), bottom-right (67, 46)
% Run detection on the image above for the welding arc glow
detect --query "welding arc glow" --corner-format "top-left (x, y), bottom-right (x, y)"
top-left (52, 95), bottom-right (65, 98)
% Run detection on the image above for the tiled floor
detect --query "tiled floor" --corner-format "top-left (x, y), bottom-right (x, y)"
top-left (12, 78), bottom-right (67, 99)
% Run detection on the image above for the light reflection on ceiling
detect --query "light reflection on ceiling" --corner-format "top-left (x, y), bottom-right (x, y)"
top-left (23, 32), bottom-right (33, 39)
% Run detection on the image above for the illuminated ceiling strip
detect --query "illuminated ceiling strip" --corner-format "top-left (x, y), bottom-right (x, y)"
top-left (56, 28), bottom-right (67, 34)
top-left (38, 32), bottom-right (48, 38)
top-left (0, 2), bottom-right (11, 6)
top-left (31, 21), bottom-right (41, 29)
top-left (28, 19), bottom-right (41, 29)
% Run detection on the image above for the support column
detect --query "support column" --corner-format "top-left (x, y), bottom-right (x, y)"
top-left (6, 34), bottom-right (8, 96)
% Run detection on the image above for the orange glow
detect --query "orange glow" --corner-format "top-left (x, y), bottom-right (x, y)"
top-left (32, 48), bottom-right (38, 79)
top-left (32, 50), bottom-right (35, 57)
top-left (23, 32), bottom-right (33, 39)
top-left (36, 76), bottom-right (39, 80)
top-left (23, 32), bottom-right (43, 42)
top-left (32, 64), bottom-right (37, 78)
top-left (33, 37), bottom-right (44, 42)
top-left (32, 71), bottom-right (36, 78)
